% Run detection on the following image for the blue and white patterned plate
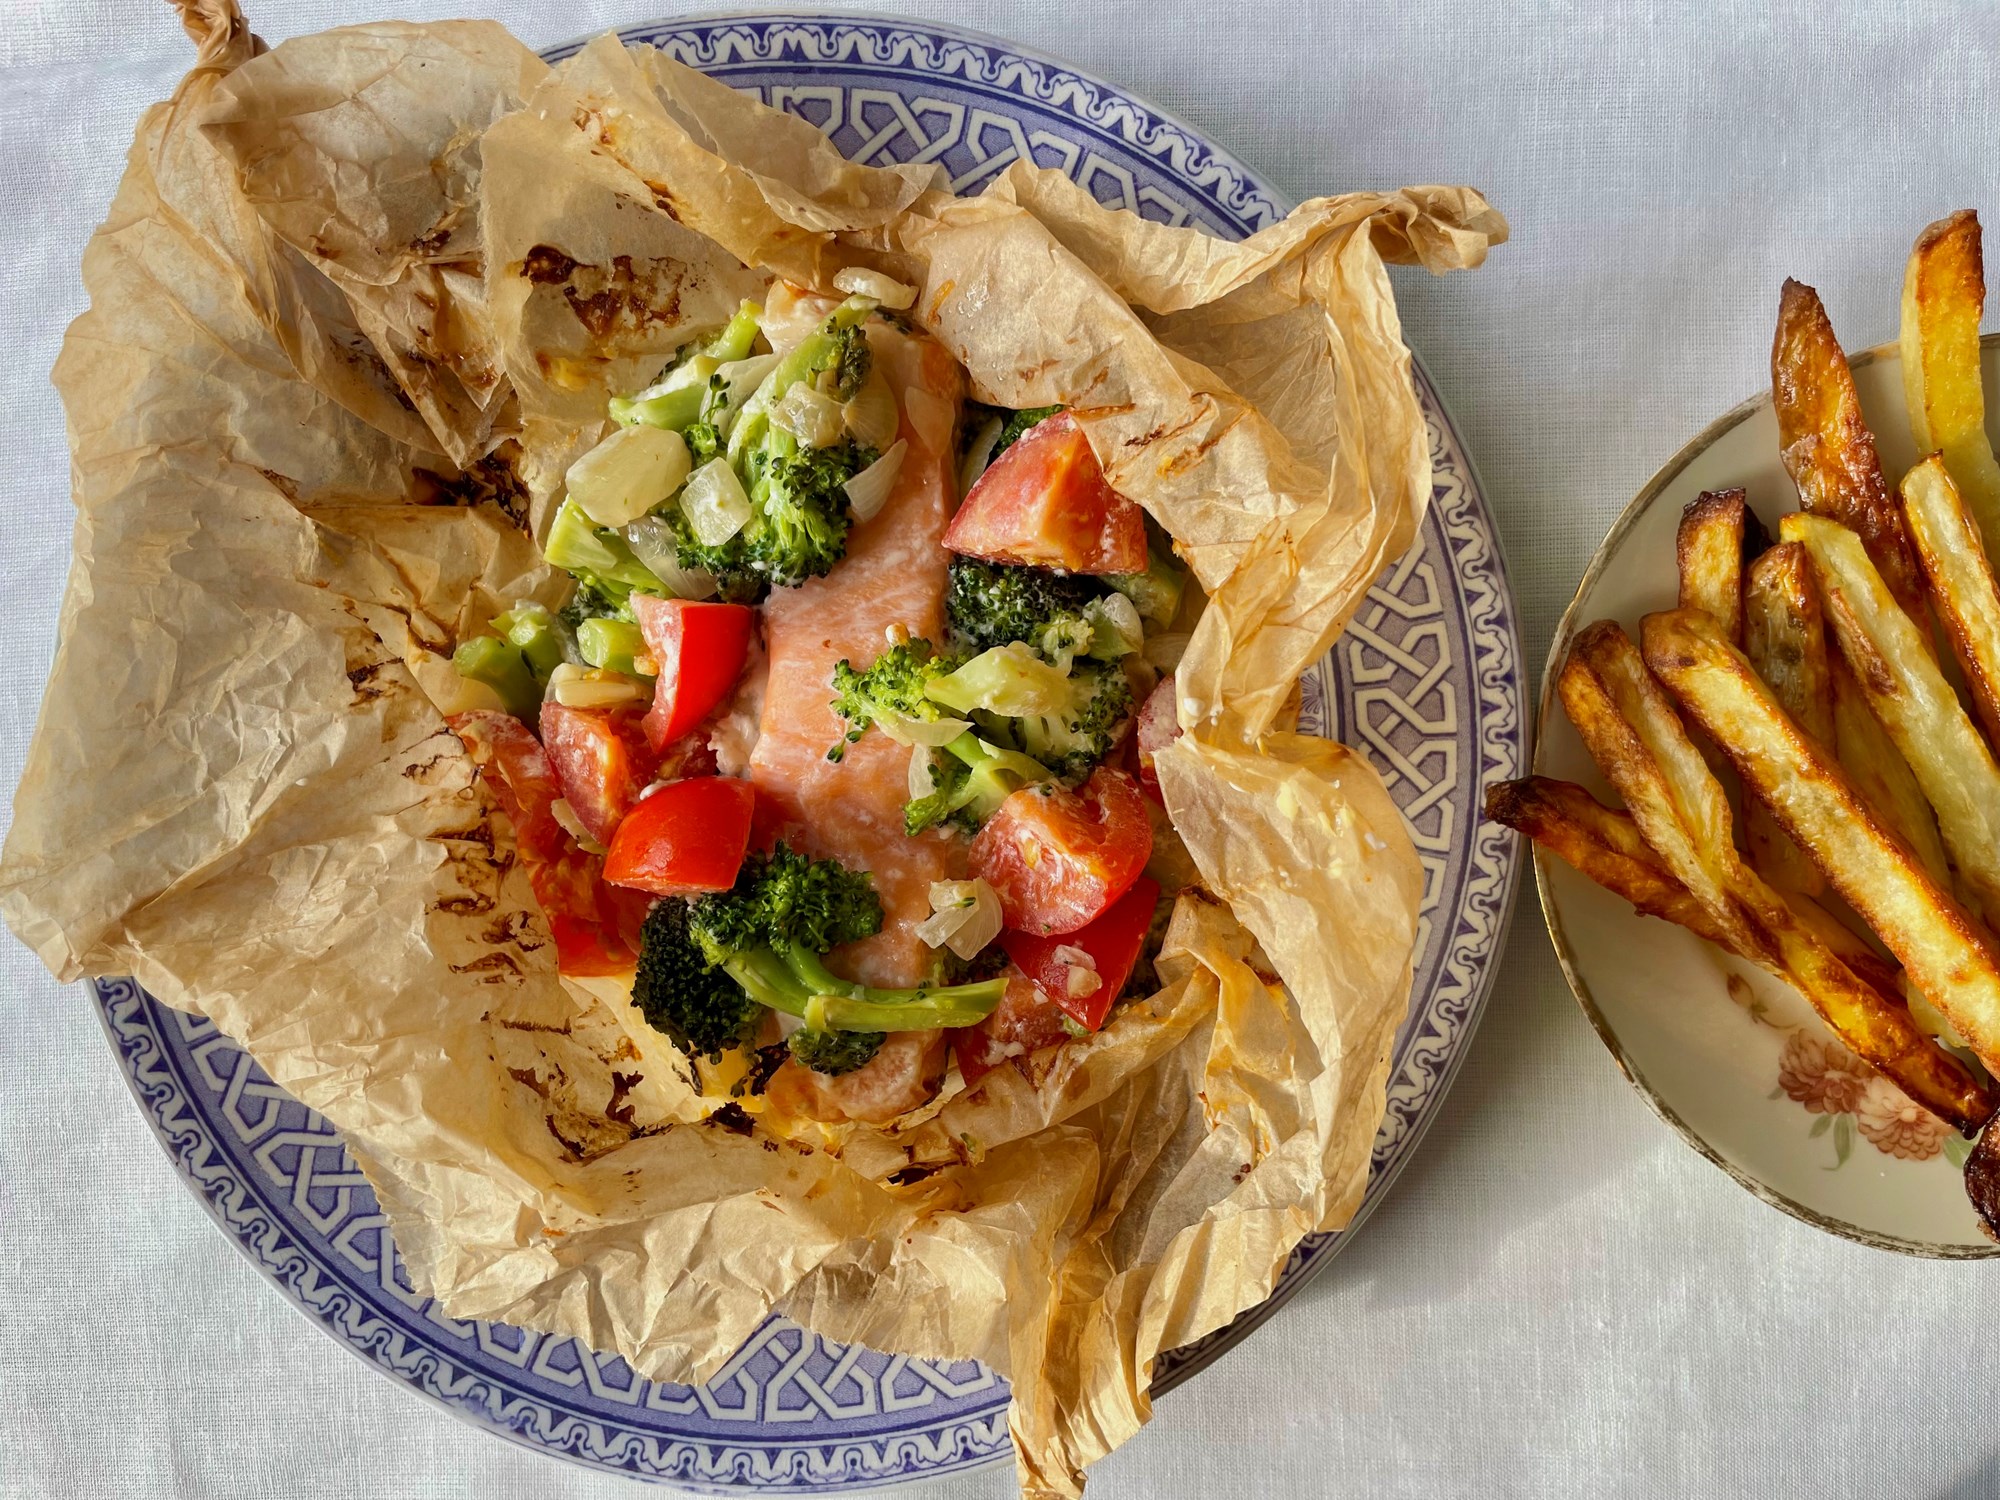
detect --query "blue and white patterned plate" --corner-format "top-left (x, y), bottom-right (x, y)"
top-left (92, 13), bottom-right (1525, 1492)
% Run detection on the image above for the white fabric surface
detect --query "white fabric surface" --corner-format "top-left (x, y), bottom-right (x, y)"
top-left (4, 2), bottom-right (1999, 1496)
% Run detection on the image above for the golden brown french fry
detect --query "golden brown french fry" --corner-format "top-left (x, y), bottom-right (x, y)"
top-left (1901, 454), bottom-right (2000, 751)
top-left (1828, 653), bottom-right (1951, 884)
top-left (1677, 489), bottom-right (1749, 642)
top-left (1773, 278), bottom-right (1930, 624)
top-left (1642, 605), bottom-right (2000, 1119)
top-left (1901, 210), bottom-right (2000, 560)
top-left (1742, 542), bottom-right (1831, 895)
top-left (1785, 511), bottom-right (2000, 922)
top-left (1488, 774), bottom-right (1900, 997)
top-left (1563, 619), bottom-right (1989, 1127)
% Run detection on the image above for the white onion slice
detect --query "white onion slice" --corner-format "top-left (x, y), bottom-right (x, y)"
top-left (832, 266), bottom-right (917, 310)
top-left (623, 514), bottom-right (719, 600)
top-left (908, 744), bottom-right (938, 800)
top-left (549, 798), bottom-right (608, 855)
top-left (548, 662), bottom-right (647, 708)
top-left (842, 438), bottom-right (907, 522)
top-left (843, 367), bottom-right (901, 451)
top-left (564, 424), bottom-right (691, 529)
top-left (1088, 591), bottom-right (1145, 657)
top-left (678, 457), bottom-right (753, 547)
top-left (770, 382), bottom-right (847, 448)
top-left (872, 711), bottom-right (971, 748)
top-left (707, 353), bottom-right (781, 434)
top-left (1142, 632), bottom-right (1190, 671)
top-left (915, 879), bottom-right (1003, 960)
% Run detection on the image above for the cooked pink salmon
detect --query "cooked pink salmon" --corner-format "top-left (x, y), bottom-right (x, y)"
top-left (749, 319), bottom-right (966, 988)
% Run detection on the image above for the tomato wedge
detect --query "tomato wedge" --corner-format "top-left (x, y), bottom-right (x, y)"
top-left (943, 411), bottom-right (1147, 574)
top-left (539, 701), bottom-right (657, 846)
top-left (602, 776), bottom-right (756, 895)
top-left (951, 972), bottom-right (1072, 1088)
top-left (968, 766), bottom-right (1153, 936)
top-left (632, 594), bottom-right (757, 753)
top-left (1000, 875), bottom-right (1159, 1033)
top-left (449, 710), bottom-right (637, 976)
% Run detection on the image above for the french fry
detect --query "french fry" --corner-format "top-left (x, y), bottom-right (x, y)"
top-left (1677, 489), bottom-right (1749, 642)
top-left (1489, 774), bottom-right (1900, 997)
top-left (1828, 653), bottom-right (1951, 883)
top-left (1901, 209), bottom-right (2000, 560)
top-left (1784, 511), bottom-right (2000, 923)
top-left (1772, 278), bottom-right (1930, 624)
top-left (1642, 605), bottom-right (2000, 1119)
top-left (1741, 542), bottom-right (1830, 894)
top-left (1901, 454), bottom-right (2000, 751)
top-left (1562, 619), bottom-right (1989, 1127)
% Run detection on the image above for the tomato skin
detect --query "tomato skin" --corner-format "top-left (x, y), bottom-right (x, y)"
top-left (449, 710), bottom-right (636, 976)
top-left (968, 766), bottom-right (1154, 936)
top-left (1000, 876), bottom-right (1158, 1033)
top-left (602, 776), bottom-right (756, 895)
top-left (952, 972), bottom-right (1072, 1087)
top-left (943, 412), bottom-right (1147, 574)
top-left (632, 595), bottom-right (757, 753)
top-left (538, 701), bottom-right (657, 846)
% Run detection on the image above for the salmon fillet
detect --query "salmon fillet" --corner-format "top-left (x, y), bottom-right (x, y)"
top-left (749, 320), bottom-right (966, 987)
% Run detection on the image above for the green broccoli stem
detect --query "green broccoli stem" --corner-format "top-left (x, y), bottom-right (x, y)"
top-left (719, 944), bottom-right (1006, 1033)
top-left (452, 635), bottom-right (540, 719)
top-left (726, 295), bottom-right (874, 463)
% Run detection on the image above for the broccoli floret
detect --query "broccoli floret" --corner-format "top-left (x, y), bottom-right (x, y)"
top-left (947, 559), bottom-right (1106, 657)
top-left (787, 1028), bottom-right (885, 1075)
top-left (742, 437), bottom-right (877, 589)
top-left (904, 731), bottom-right (1052, 835)
top-left (685, 843), bottom-right (1007, 1033)
top-left (1010, 660), bottom-right (1134, 778)
top-left (827, 640), bottom-right (967, 761)
top-left (634, 899), bottom-right (765, 1064)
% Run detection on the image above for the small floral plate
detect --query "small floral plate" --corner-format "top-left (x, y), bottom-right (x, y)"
top-left (1535, 335), bottom-right (2000, 1257)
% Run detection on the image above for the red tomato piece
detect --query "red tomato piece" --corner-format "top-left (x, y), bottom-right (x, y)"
top-left (968, 766), bottom-right (1153, 936)
top-left (450, 711), bottom-right (637, 976)
top-left (632, 595), bottom-right (757, 753)
top-left (943, 412), bottom-right (1147, 574)
top-left (1000, 875), bottom-right (1159, 1033)
top-left (602, 776), bottom-right (756, 895)
top-left (538, 701), bottom-right (657, 846)
top-left (1134, 672), bottom-right (1180, 793)
top-left (951, 971), bottom-right (1073, 1087)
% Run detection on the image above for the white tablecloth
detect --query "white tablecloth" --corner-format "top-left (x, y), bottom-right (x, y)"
top-left (5, 3), bottom-right (1998, 1496)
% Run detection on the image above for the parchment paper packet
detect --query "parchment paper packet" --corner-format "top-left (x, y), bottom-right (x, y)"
top-left (1, 7), bottom-right (1502, 1493)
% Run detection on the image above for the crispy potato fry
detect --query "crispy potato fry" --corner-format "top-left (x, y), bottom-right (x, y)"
top-left (1642, 605), bottom-right (2000, 1117)
top-left (1562, 619), bottom-right (1988, 1127)
top-left (1828, 653), bottom-right (1951, 884)
top-left (1489, 773), bottom-right (1899, 996)
top-left (1785, 511), bottom-right (2000, 922)
top-left (1773, 278), bottom-right (1930, 623)
top-left (1742, 542), bottom-right (1831, 895)
top-left (1677, 489), bottom-right (1749, 642)
top-left (1901, 454), bottom-right (2000, 751)
top-left (1901, 209), bottom-right (2000, 560)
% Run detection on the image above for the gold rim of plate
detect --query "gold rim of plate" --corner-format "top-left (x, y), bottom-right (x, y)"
top-left (1533, 333), bottom-right (2000, 1261)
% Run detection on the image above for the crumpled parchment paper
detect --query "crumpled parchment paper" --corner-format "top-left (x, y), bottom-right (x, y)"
top-left (1, 7), bottom-right (1502, 1493)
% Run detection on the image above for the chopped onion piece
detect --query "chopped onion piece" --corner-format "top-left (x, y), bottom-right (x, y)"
top-left (770, 382), bottom-right (847, 448)
top-left (843, 367), bottom-right (901, 451)
top-left (908, 744), bottom-right (938, 800)
top-left (679, 457), bottom-right (753, 547)
top-left (549, 798), bottom-right (608, 855)
top-left (832, 266), bottom-right (917, 309)
top-left (957, 414), bottom-right (1004, 498)
top-left (563, 424), bottom-right (691, 528)
top-left (548, 662), bottom-right (647, 708)
top-left (915, 879), bottom-right (1003, 960)
top-left (842, 438), bottom-right (907, 522)
top-left (873, 711), bottom-right (971, 748)
top-left (1142, 632), bottom-right (1190, 671)
top-left (623, 514), bottom-right (719, 599)
top-left (707, 353), bottom-right (781, 434)
top-left (1087, 591), bottom-right (1145, 657)
top-left (1052, 944), bottom-right (1101, 999)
